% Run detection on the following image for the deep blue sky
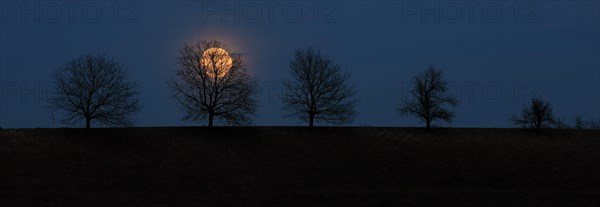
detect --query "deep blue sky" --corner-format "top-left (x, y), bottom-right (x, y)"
top-left (1, 0), bottom-right (599, 128)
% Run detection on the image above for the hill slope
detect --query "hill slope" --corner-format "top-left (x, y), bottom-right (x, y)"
top-left (1, 127), bottom-right (599, 206)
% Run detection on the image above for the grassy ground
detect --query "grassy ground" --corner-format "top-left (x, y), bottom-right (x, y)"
top-left (1, 127), bottom-right (599, 206)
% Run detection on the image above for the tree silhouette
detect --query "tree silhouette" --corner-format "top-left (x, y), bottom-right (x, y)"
top-left (573, 114), bottom-right (600, 129)
top-left (510, 97), bottom-right (556, 129)
top-left (168, 40), bottom-right (258, 127)
top-left (574, 114), bottom-right (586, 129)
top-left (553, 117), bottom-right (571, 129)
top-left (281, 47), bottom-right (357, 127)
top-left (399, 65), bottom-right (458, 129)
top-left (48, 53), bottom-right (141, 129)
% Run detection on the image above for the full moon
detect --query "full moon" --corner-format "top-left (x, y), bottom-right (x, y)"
top-left (200, 47), bottom-right (233, 78)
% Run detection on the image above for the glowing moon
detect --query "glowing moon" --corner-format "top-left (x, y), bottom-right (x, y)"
top-left (201, 47), bottom-right (233, 78)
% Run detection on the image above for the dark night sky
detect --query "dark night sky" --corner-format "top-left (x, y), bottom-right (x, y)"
top-left (1, 0), bottom-right (598, 128)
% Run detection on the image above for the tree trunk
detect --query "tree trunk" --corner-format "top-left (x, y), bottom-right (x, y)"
top-left (309, 112), bottom-right (315, 127)
top-left (208, 112), bottom-right (214, 127)
top-left (425, 120), bottom-right (431, 129)
top-left (85, 117), bottom-right (91, 129)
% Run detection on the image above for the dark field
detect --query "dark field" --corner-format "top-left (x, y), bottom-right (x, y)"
top-left (1, 127), bottom-right (599, 206)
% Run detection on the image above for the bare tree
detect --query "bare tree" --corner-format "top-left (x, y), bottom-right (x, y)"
top-left (48, 53), bottom-right (141, 129)
top-left (573, 114), bottom-right (600, 129)
top-left (281, 47), bottom-right (357, 127)
top-left (553, 117), bottom-right (571, 129)
top-left (574, 114), bottom-right (586, 129)
top-left (510, 97), bottom-right (556, 129)
top-left (168, 40), bottom-right (258, 127)
top-left (399, 65), bottom-right (458, 129)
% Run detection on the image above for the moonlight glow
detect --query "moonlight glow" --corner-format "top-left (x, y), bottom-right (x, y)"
top-left (200, 47), bottom-right (233, 78)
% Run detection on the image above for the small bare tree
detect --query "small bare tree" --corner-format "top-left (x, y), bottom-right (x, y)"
top-left (574, 114), bottom-right (586, 129)
top-left (168, 40), bottom-right (258, 127)
top-left (510, 97), bottom-right (556, 129)
top-left (281, 47), bottom-right (357, 127)
top-left (399, 65), bottom-right (458, 129)
top-left (48, 53), bottom-right (141, 129)
top-left (572, 114), bottom-right (600, 129)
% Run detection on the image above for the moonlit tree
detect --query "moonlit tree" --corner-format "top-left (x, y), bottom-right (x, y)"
top-left (48, 53), bottom-right (141, 129)
top-left (168, 40), bottom-right (258, 127)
